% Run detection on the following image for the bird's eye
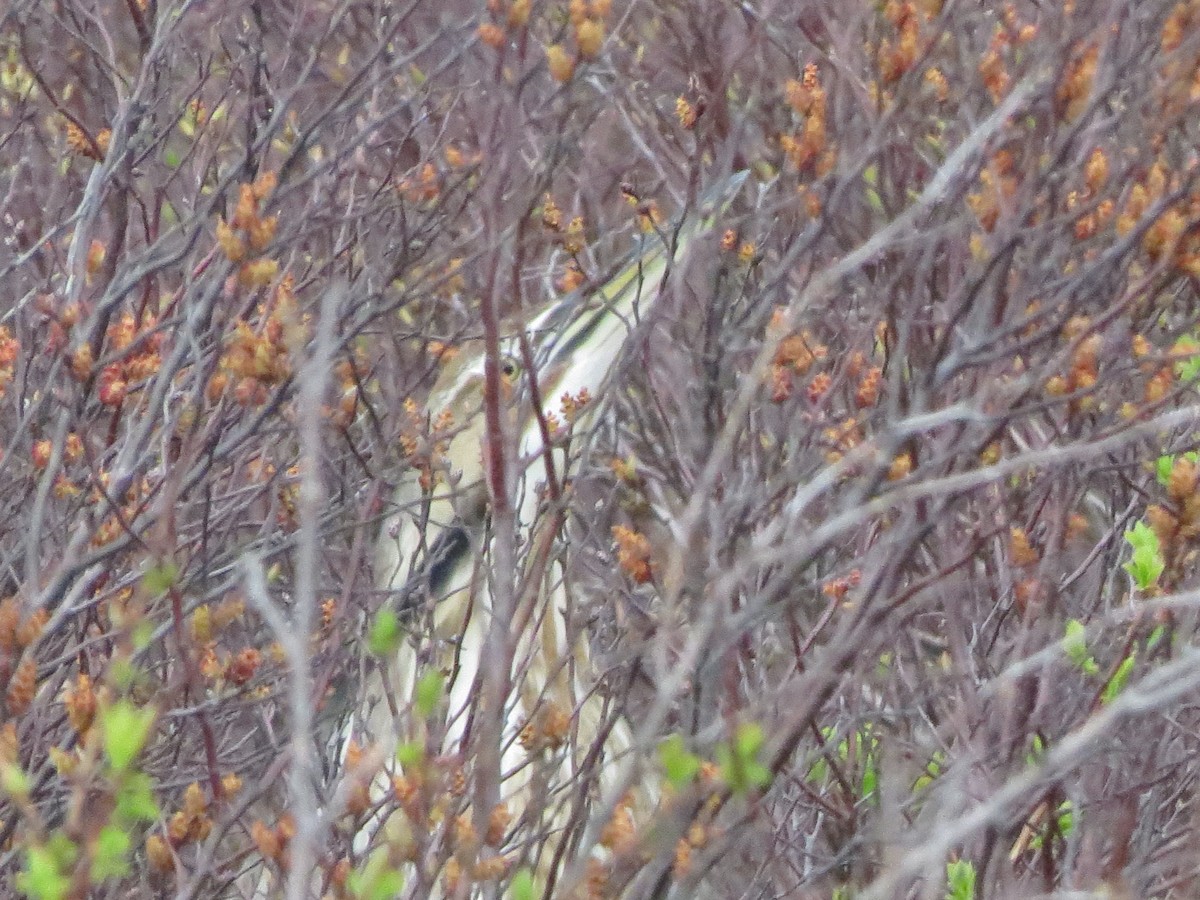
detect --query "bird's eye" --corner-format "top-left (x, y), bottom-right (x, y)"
top-left (501, 356), bottom-right (520, 380)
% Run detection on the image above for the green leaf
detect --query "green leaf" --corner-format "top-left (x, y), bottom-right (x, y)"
top-left (1029, 800), bottom-right (1075, 850)
top-left (945, 859), bottom-right (976, 900)
top-left (509, 869), bottom-right (537, 900)
top-left (876, 650), bottom-right (894, 675)
top-left (805, 726), bottom-right (837, 784)
top-left (1, 761), bottom-right (30, 800)
top-left (1146, 624), bottom-right (1167, 652)
top-left (110, 657), bottom-right (137, 690)
top-left (1156, 455), bottom-right (1175, 486)
top-left (347, 848), bottom-right (405, 900)
top-left (114, 771), bottom-right (160, 823)
top-left (861, 754), bottom-right (878, 801)
top-left (1123, 521), bottom-right (1165, 591)
top-left (735, 722), bottom-right (764, 758)
top-left (132, 620), bottom-right (155, 652)
top-left (414, 670), bottom-right (444, 719)
top-left (91, 825), bottom-right (131, 882)
top-left (1102, 653), bottom-right (1136, 705)
top-left (658, 734), bottom-right (701, 788)
top-left (718, 722), bottom-right (772, 794)
top-left (1025, 733), bottom-right (1047, 767)
top-left (806, 755), bottom-right (828, 785)
top-left (1061, 620), bottom-right (1099, 676)
top-left (1057, 801), bottom-right (1075, 837)
top-left (395, 740), bottom-right (424, 769)
top-left (163, 148), bottom-right (181, 169)
top-left (101, 701), bottom-right (156, 773)
top-left (1174, 337), bottom-right (1200, 382)
top-left (141, 561), bottom-right (178, 596)
top-left (17, 842), bottom-right (72, 900)
top-left (46, 832), bottom-right (79, 869)
top-left (854, 728), bottom-right (880, 800)
top-left (913, 750), bottom-right (944, 793)
top-left (368, 609), bottom-right (401, 657)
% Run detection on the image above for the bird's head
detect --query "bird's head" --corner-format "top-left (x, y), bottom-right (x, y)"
top-left (417, 170), bottom-right (749, 514)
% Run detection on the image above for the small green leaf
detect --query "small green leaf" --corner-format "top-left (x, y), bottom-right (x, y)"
top-left (1029, 800), bottom-right (1075, 850)
top-left (1173, 337), bottom-right (1200, 382)
top-left (131, 620), bottom-right (155, 652)
top-left (101, 701), bottom-right (156, 773)
top-left (163, 148), bottom-right (181, 169)
top-left (114, 771), bottom-right (160, 823)
top-left (658, 734), bottom-right (701, 788)
top-left (1, 761), bottom-right (30, 800)
top-left (347, 848), bottom-right (405, 900)
top-left (861, 755), bottom-right (878, 801)
top-left (1061, 620), bottom-right (1099, 676)
top-left (17, 837), bottom-right (76, 900)
top-left (853, 728), bottom-right (880, 800)
top-left (1026, 733), bottom-right (1047, 767)
top-left (806, 758), bottom-right (828, 784)
top-left (1123, 520), bottom-right (1165, 591)
top-left (1146, 624), bottom-right (1167, 652)
top-left (16, 850), bottom-right (69, 900)
top-left (368, 609), bottom-right (401, 657)
top-left (913, 751), bottom-right (944, 793)
top-left (395, 740), bottom-right (424, 769)
top-left (1057, 801), bottom-right (1075, 837)
top-left (718, 723), bottom-right (772, 794)
top-left (945, 858), bottom-right (976, 900)
top-left (46, 832), bottom-right (79, 868)
top-left (141, 561), bottom-right (178, 596)
top-left (110, 657), bottom-right (137, 690)
top-left (509, 869), bottom-right (537, 900)
top-left (414, 670), bottom-right (444, 719)
top-left (91, 825), bottom-right (131, 882)
top-left (1156, 455), bottom-right (1175, 486)
top-left (735, 722), bottom-right (762, 757)
top-left (805, 726), bottom-right (837, 784)
top-left (1102, 653), bottom-right (1136, 705)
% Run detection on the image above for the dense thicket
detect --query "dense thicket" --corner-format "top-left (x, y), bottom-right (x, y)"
top-left (5, 1), bottom-right (1200, 897)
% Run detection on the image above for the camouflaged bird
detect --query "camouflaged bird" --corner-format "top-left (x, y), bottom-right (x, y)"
top-left (346, 172), bottom-right (747, 898)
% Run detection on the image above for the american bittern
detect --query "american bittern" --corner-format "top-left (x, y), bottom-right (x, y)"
top-left (347, 172), bottom-right (745, 897)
